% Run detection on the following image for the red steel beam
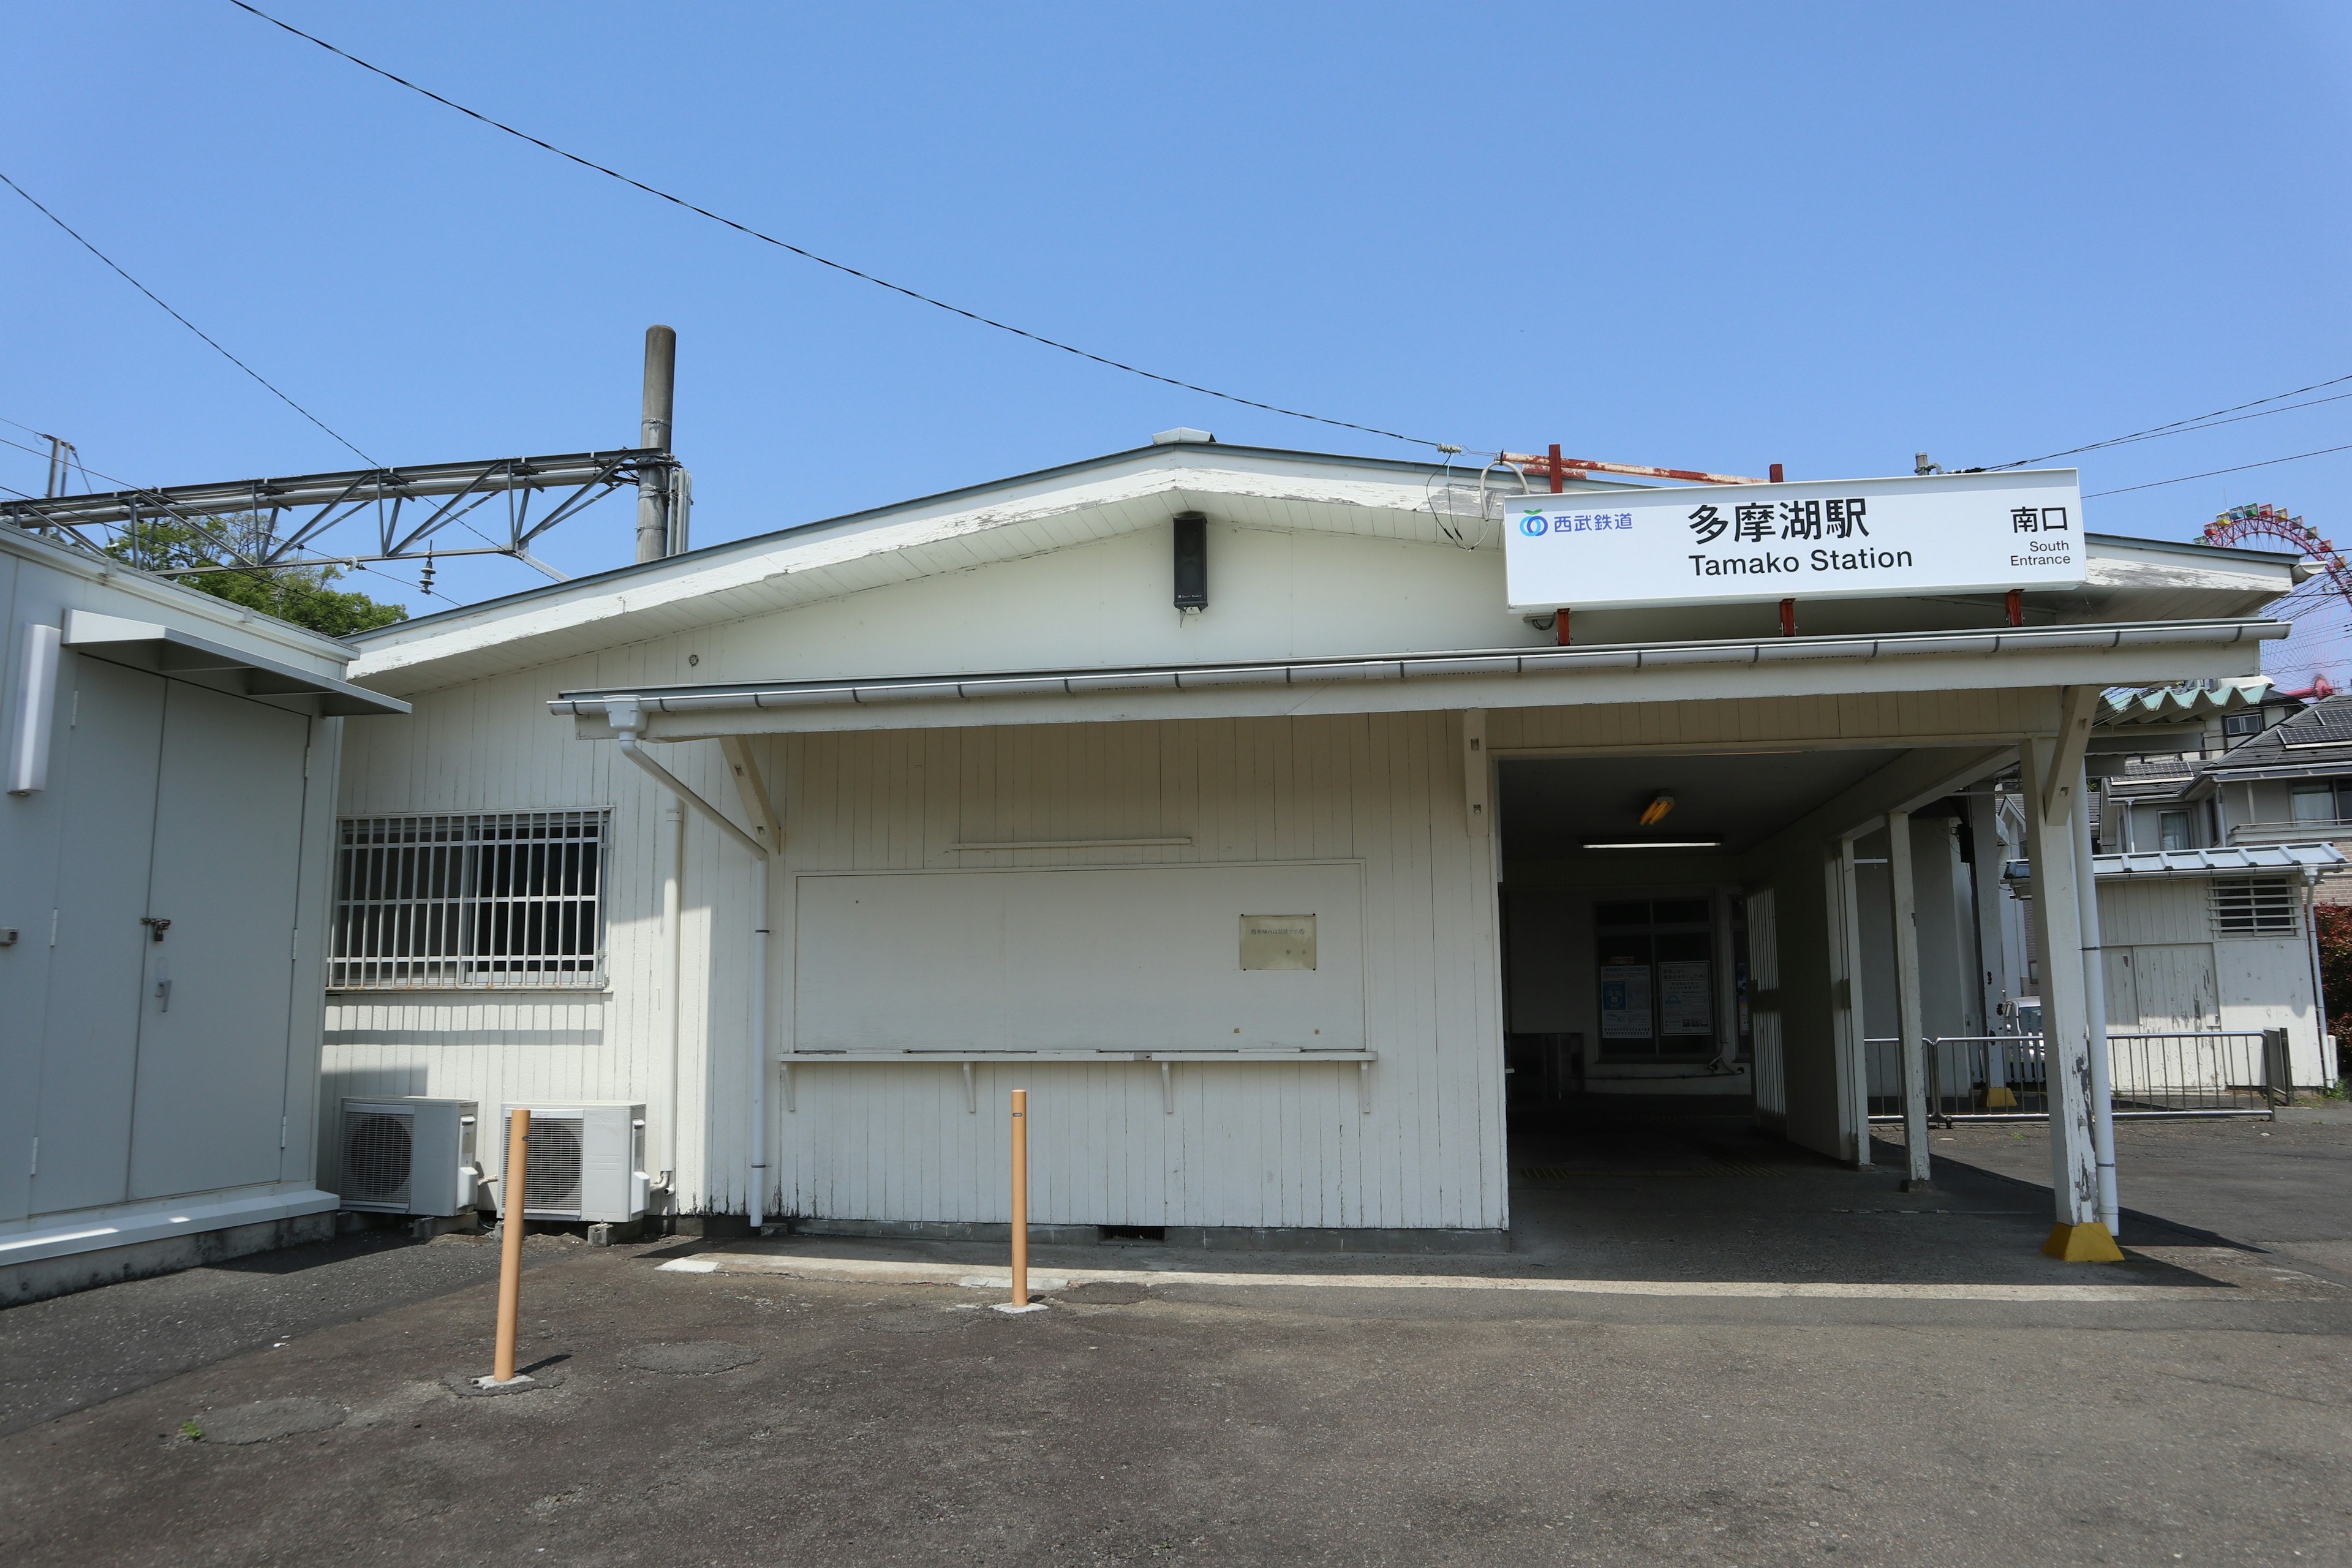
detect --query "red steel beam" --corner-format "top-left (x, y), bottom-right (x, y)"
top-left (1498, 451), bottom-right (1768, 487)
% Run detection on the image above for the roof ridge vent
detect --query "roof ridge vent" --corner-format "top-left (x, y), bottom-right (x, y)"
top-left (1152, 428), bottom-right (1216, 445)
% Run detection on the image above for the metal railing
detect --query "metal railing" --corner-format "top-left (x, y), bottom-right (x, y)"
top-left (1867, 1031), bottom-right (2283, 1124)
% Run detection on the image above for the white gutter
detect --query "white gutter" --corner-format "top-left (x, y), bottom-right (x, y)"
top-left (606, 701), bottom-right (771, 1231)
top-left (549, 619), bottom-right (2285, 722)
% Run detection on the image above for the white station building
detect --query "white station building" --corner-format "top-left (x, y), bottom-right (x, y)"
top-left (322, 437), bottom-right (2304, 1251)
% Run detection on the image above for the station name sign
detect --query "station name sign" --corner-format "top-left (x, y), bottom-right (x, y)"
top-left (1501, 468), bottom-right (2086, 613)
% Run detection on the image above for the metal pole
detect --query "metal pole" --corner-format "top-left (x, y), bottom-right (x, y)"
top-left (635, 325), bottom-right (676, 564)
top-left (749, 867), bottom-right (768, 1232)
top-left (492, 1107), bottom-right (530, 1383)
top-left (1009, 1089), bottom-right (1028, 1307)
top-left (2072, 764), bottom-right (2120, 1237)
top-left (2302, 879), bottom-right (2333, 1090)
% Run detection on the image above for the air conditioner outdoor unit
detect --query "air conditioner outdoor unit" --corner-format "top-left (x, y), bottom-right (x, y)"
top-left (498, 1102), bottom-right (648, 1223)
top-left (337, 1096), bottom-right (481, 1217)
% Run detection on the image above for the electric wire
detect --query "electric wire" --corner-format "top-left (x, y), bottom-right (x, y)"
top-left (225, 0), bottom-right (1464, 455)
top-left (1991, 372), bottom-right (2352, 470)
top-left (0, 181), bottom-right (511, 590)
top-left (0, 170), bottom-right (377, 468)
top-left (2083, 442), bottom-right (2352, 499)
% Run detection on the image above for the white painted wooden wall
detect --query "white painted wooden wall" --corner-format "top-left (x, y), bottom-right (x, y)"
top-left (2097, 877), bottom-right (2331, 1085)
top-left (329, 658), bottom-right (1509, 1230)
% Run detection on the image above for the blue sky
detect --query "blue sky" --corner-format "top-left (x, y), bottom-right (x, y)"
top-left (6, 4), bottom-right (2351, 678)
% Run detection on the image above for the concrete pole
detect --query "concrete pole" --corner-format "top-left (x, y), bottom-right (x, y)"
top-left (1887, 812), bottom-right (1932, 1189)
top-left (2071, 764), bottom-right (2120, 1237)
top-left (2017, 736), bottom-right (2117, 1257)
top-left (635, 325), bottom-right (677, 564)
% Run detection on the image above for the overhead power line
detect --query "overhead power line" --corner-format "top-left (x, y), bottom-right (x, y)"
top-left (2084, 442), bottom-right (2352, 498)
top-left (224, 0), bottom-right (1460, 454)
top-left (1993, 371), bottom-right (2352, 470)
top-left (0, 169), bottom-right (376, 467)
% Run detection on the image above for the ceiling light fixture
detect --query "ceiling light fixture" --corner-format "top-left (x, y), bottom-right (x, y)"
top-left (1638, 793), bottom-right (1676, 826)
top-left (1583, 839), bottom-right (1722, 851)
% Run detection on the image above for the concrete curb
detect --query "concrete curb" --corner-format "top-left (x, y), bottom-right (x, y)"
top-left (655, 1253), bottom-right (2208, 1302)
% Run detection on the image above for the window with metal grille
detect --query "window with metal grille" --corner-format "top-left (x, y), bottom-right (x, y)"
top-left (2210, 877), bottom-right (2298, 937)
top-left (331, 812), bottom-right (608, 988)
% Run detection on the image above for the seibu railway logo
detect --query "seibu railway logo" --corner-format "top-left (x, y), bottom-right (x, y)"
top-left (1519, 507), bottom-right (1633, 538)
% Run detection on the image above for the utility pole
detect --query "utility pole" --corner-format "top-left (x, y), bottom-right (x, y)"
top-left (635, 326), bottom-right (677, 564)
top-left (40, 434), bottom-right (76, 498)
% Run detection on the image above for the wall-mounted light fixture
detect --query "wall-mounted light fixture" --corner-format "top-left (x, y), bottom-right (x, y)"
top-left (1173, 512), bottom-right (1207, 611)
top-left (1583, 840), bottom-right (1721, 851)
top-left (1638, 792), bottom-right (1675, 827)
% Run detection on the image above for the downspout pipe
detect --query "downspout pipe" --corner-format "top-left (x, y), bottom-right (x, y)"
top-left (2071, 763), bottom-right (2120, 1237)
top-left (608, 701), bottom-right (771, 1231)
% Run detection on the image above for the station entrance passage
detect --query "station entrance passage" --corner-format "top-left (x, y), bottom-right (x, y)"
top-left (1496, 746), bottom-right (1929, 1190)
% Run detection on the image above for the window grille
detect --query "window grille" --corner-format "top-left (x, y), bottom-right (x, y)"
top-left (2209, 877), bottom-right (2298, 937)
top-left (331, 811), bottom-right (608, 988)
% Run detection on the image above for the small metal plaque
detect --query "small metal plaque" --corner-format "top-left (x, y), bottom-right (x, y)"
top-left (1240, 914), bottom-right (1316, 971)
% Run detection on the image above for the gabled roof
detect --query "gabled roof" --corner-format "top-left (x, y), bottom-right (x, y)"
top-left (342, 440), bottom-right (2307, 696)
top-left (2197, 693), bottom-right (2352, 782)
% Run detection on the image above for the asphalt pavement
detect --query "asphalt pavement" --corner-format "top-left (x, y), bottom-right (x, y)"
top-left (1, 1109), bottom-right (2345, 1567)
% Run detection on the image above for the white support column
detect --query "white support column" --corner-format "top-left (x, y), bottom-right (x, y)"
top-left (1887, 810), bottom-right (1932, 1190)
top-left (1711, 884), bottom-right (1741, 1071)
top-left (2017, 733), bottom-right (2119, 1259)
top-left (1964, 791), bottom-right (2010, 1035)
top-left (1831, 836), bottom-right (1873, 1167)
top-left (2071, 764), bottom-right (2120, 1237)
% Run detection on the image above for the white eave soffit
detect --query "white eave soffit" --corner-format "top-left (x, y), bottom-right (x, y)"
top-left (551, 617), bottom-right (2285, 727)
top-left (62, 609), bottom-right (410, 716)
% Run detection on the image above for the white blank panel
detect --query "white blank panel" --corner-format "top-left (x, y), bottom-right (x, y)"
top-left (793, 864), bottom-right (1364, 1052)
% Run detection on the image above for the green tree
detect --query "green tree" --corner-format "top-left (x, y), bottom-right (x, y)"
top-left (104, 511), bottom-right (407, 637)
top-left (2316, 902), bottom-right (2352, 1081)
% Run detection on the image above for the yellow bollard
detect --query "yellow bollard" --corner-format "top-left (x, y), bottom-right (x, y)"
top-left (492, 1107), bottom-right (530, 1382)
top-left (1009, 1089), bottom-right (1028, 1308)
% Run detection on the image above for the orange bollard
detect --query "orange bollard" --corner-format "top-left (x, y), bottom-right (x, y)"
top-left (492, 1107), bottom-right (530, 1382)
top-left (1009, 1090), bottom-right (1028, 1308)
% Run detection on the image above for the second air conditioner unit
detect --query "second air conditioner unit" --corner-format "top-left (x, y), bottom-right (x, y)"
top-left (337, 1096), bottom-right (481, 1217)
top-left (498, 1102), bottom-right (648, 1223)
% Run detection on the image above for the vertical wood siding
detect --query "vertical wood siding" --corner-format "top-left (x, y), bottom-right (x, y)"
top-left (327, 653), bottom-right (1508, 1229)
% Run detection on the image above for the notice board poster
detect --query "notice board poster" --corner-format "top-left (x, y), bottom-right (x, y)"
top-left (1658, 960), bottom-right (1714, 1038)
top-left (1599, 964), bottom-right (1653, 1039)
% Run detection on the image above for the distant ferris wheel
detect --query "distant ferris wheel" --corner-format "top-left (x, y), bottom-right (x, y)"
top-left (2203, 502), bottom-right (2352, 598)
top-left (2203, 503), bottom-right (2349, 698)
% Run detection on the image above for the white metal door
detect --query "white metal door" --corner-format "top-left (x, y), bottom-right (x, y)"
top-left (126, 683), bottom-right (308, 1200)
top-left (28, 658), bottom-right (166, 1216)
